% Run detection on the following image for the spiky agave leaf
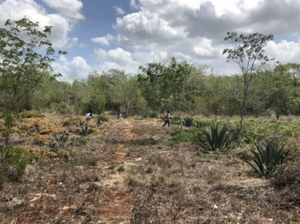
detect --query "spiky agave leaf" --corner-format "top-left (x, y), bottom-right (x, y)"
top-left (244, 141), bottom-right (291, 176)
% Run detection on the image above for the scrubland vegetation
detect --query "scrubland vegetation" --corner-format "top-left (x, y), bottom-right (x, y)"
top-left (1, 17), bottom-right (300, 223)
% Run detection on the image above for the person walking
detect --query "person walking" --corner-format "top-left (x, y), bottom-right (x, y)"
top-left (162, 110), bottom-right (171, 127)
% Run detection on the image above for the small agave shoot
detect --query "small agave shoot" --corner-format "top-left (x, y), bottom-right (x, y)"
top-left (199, 123), bottom-right (231, 152)
top-left (244, 141), bottom-right (291, 177)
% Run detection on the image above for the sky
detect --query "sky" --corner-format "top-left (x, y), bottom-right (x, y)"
top-left (0, 0), bottom-right (300, 82)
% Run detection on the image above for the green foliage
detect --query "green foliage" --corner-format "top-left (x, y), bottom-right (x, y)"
top-left (223, 32), bottom-right (275, 131)
top-left (0, 17), bottom-right (67, 110)
top-left (244, 141), bottom-right (291, 176)
top-left (170, 116), bottom-right (181, 125)
top-left (78, 125), bottom-right (93, 137)
top-left (50, 133), bottom-right (69, 150)
top-left (54, 133), bottom-right (69, 143)
top-left (0, 109), bottom-right (20, 146)
top-left (0, 109), bottom-right (31, 189)
top-left (182, 117), bottom-right (194, 127)
top-left (96, 114), bottom-right (108, 124)
top-left (199, 123), bottom-right (231, 151)
top-left (194, 120), bottom-right (211, 128)
top-left (0, 146), bottom-right (32, 189)
top-left (149, 112), bottom-right (158, 118)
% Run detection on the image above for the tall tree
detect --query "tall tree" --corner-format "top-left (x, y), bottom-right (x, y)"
top-left (0, 17), bottom-right (67, 111)
top-left (138, 57), bottom-right (193, 118)
top-left (223, 32), bottom-right (274, 131)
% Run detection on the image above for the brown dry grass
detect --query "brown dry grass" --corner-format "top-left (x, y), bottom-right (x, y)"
top-left (0, 112), bottom-right (299, 223)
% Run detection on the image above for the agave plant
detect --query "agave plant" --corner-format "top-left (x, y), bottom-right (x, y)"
top-left (78, 125), bottom-right (93, 137)
top-left (96, 115), bottom-right (108, 124)
top-left (182, 117), bottom-right (194, 127)
top-left (77, 120), bottom-right (85, 127)
top-left (199, 123), bottom-right (230, 151)
top-left (54, 133), bottom-right (69, 143)
top-left (245, 141), bottom-right (291, 176)
top-left (50, 133), bottom-right (69, 149)
top-left (195, 120), bottom-right (206, 128)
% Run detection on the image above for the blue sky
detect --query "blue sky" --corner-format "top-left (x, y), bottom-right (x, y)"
top-left (1, 0), bottom-right (300, 82)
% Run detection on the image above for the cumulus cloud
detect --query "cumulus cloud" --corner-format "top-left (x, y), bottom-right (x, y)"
top-left (0, 0), bottom-right (76, 48)
top-left (42, 0), bottom-right (84, 20)
top-left (53, 55), bottom-right (92, 82)
top-left (94, 48), bottom-right (135, 66)
top-left (2, 0), bottom-right (300, 80)
top-left (96, 0), bottom-right (300, 75)
top-left (91, 37), bottom-right (110, 46)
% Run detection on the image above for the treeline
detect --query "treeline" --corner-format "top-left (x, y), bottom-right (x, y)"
top-left (2, 58), bottom-right (300, 119)
top-left (1, 17), bottom-right (300, 118)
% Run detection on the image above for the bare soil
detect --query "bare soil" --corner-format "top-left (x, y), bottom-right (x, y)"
top-left (0, 113), bottom-right (299, 223)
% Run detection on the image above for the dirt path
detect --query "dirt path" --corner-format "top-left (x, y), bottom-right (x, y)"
top-left (98, 119), bottom-right (136, 222)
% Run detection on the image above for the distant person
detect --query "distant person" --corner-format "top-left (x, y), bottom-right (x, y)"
top-left (86, 113), bottom-right (92, 122)
top-left (118, 112), bottom-right (123, 119)
top-left (162, 110), bottom-right (171, 127)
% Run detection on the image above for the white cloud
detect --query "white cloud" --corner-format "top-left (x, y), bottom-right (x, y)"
top-left (0, 0), bottom-right (73, 48)
top-left (42, 0), bottom-right (84, 20)
top-left (266, 40), bottom-right (300, 63)
top-left (53, 55), bottom-right (92, 82)
top-left (91, 37), bottom-right (110, 46)
top-left (114, 6), bottom-right (125, 15)
top-left (94, 47), bottom-right (135, 66)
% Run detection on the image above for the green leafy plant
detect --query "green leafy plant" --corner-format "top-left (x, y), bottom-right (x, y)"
top-left (0, 110), bottom-right (32, 189)
top-left (0, 146), bottom-right (32, 183)
top-left (199, 123), bottom-right (230, 151)
top-left (78, 125), bottom-right (93, 137)
top-left (96, 114), bottom-right (108, 124)
top-left (0, 109), bottom-right (19, 146)
top-left (182, 117), bottom-right (194, 127)
top-left (244, 141), bottom-right (291, 176)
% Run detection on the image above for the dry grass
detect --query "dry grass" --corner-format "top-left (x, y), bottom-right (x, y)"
top-left (0, 113), bottom-right (299, 223)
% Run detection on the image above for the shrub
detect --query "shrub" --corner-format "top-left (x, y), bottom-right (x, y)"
top-left (199, 123), bottom-right (231, 151)
top-left (182, 117), bottom-right (194, 127)
top-left (195, 120), bottom-right (207, 128)
top-left (0, 145), bottom-right (32, 189)
top-left (96, 114), bottom-right (108, 124)
top-left (170, 116), bottom-right (181, 125)
top-left (78, 125), bottom-right (93, 137)
top-left (50, 133), bottom-right (69, 149)
top-left (150, 112), bottom-right (158, 118)
top-left (54, 133), bottom-right (69, 143)
top-left (244, 141), bottom-right (291, 177)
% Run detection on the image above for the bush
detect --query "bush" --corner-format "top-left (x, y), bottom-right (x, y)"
top-left (182, 117), bottom-right (194, 127)
top-left (50, 133), bottom-right (69, 150)
top-left (199, 123), bottom-right (231, 151)
top-left (0, 145), bottom-right (32, 189)
top-left (78, 125), bottom-right (93, 137)
top-left (150, 112), bottom-right (158, 118)
top-left (96, 114), bottom-right (108, 124)
top-left (244, 141), bottom-right (291, 177)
